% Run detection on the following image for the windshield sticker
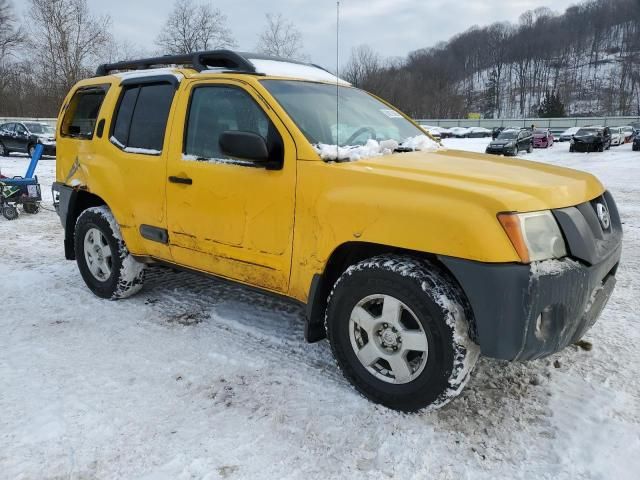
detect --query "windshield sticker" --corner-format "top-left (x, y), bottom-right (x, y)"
top-left (380, 109), bottom-right (403, 119)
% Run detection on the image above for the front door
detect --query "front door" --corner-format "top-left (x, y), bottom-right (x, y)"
top-left (13, 123), bottom-right (29, 153)
top-left (166, 80), bottom-right (297, 293)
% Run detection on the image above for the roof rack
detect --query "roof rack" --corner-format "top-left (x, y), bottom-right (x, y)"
top-left (95, 50), bottom-right (257, 76)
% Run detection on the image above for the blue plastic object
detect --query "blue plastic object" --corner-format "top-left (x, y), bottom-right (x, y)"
top-left (25, 143), bottom-right (44, 179)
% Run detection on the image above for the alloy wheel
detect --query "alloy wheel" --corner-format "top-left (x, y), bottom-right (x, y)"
top-left (349, 294), bottom-right (429, 384)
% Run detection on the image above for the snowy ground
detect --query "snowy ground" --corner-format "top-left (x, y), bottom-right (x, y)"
top-left (1, 140), bottom-right (639, 479)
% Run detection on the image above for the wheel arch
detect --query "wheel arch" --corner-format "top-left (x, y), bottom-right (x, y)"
top-left (62, 189), bottom-right (107, 260)
top-left (304, 241), bottom-right (475, 343)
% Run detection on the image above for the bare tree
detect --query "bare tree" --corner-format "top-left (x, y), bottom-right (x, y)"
top-left (156, 0), bottom-right (236, 54)
top-left (342, 45), bottom-right (383, 88)
top-left (0, 0), bottom-right (22, 59)
top-left (26, 0), bottom-right (112, 92)
top-left (256, 13), bottom-right (305, 60)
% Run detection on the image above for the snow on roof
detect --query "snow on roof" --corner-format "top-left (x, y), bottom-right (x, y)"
top-left (246, 59), bottom-right (350, 85)
top-left (113, 68), bottom-right (184, 81)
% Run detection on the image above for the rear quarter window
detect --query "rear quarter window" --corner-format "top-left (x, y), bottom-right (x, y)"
top-left (61, 86), bottom-right (109, 139)
top-left (111, 82), bottom-right (175, 153)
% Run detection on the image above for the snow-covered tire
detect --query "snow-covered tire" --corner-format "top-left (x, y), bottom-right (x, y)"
top-left (325, 255), bottom-right (480, 412)
top-left (0, 141), bottom-right (7, 156)
top-left (74, 206), bottom-right (145, 299)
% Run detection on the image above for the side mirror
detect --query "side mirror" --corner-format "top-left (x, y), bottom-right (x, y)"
top-left (219, 131), bottom-right (269, 164)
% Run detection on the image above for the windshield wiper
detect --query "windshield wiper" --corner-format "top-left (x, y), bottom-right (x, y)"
top-left (393, 147), bottom-right (415, 153)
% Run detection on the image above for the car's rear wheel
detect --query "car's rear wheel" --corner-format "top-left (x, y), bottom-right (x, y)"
top-left (74, 206), bottom-right (146, 299)
top-left (325, 255), bottom-right (480, 412)
top-left (27, 144), bottom-right (36, 158)
top-left (0, 141), bottom-right (8, 156)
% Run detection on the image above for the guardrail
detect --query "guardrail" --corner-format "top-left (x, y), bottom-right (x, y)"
top-left (417, 116), bottom-right (640, 131)
top-left (0, 117), bottom-right (57, 127)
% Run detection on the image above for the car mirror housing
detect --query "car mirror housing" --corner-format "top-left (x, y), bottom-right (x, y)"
top-left (219, 131), bottom-right (270, 164)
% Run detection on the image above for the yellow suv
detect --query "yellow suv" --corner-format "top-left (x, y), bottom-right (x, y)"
top-left (53, 50), bottom-right (622, 411)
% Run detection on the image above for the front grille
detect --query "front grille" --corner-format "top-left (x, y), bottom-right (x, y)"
top-left (552, 191), bottom-right (622, 266)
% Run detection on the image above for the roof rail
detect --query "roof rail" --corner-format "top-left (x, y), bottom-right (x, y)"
top-left (95, 50), bottom-right (257, 76)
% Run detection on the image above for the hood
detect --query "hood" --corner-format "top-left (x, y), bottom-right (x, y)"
top-left (490, 139), bottom-right (514, 146)
top-left (339, 148), bottom-right (604, 213)
top-left (573, 134), bottom-right (600, 143)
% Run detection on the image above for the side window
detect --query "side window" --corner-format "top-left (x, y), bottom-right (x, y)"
top-left (1, 123), bottom-right (15, 133)
top-left (61, 87), bottom-right (108, 138)
top-left (15, 124), bottom-right (26, 135)
top-left (111, 83), bottom-right (175, 153)
top-left (184, 86), bottom-right (272, 161)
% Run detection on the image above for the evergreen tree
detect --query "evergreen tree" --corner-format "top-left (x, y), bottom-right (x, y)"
top-left (538, 90), bottom-right (567, 117)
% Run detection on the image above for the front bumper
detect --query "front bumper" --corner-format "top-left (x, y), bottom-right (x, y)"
top-left (439, 191), bottom-right (622, 361)
top-left (41, 143), bottom-right (56, 156)
top-left (572, 142), bottom-right (601, 152)
top-left (486, 146), bottom-right (516, 156)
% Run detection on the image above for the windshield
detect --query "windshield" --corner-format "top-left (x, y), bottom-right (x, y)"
top-left (261, 80), bottom-right (423, 146)
top-left (534, 129), bottom-right (547, 134)
top-left (497, 130), bottom-right (518, 140)
top-left (576, 128), bottom-right (598, 135)
top-left (24, 123), bottom-right (53, 134)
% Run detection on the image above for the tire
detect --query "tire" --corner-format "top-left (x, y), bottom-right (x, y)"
top-left (74, 206), bottom-right (146, 299)
top-left (598, 144), bottom-right (604, 152)
top-left (23, 202), bottom-right (40, 214)
top-left (0, 141), bottom-right (7, 156)
top-left (2, 205), bottom-right (19, 220)
top-left (27, 144), bottom-right (36, 158)
top-left (527, 143), bottom-right (533, 154)
top-left (325, 255), bottom-right (480, 412)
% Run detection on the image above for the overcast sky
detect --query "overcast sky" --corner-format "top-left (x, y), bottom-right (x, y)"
top-left (76, 0), bottom-right (580, 67)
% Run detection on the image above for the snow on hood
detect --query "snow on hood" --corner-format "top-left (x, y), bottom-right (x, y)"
top-left (314, 135), bottom-right (441, 162)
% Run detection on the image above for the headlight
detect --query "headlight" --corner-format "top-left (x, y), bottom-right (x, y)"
top-left (498, 210), bottom-right (567, 263)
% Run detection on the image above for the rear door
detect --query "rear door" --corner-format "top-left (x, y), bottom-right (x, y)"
top-left (165, 79), bottom-right (297, 293)
top-left (105, 78), bottom-right (178, 260)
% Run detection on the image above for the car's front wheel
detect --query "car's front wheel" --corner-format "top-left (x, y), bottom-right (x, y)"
top-left (325, 255), bottom-right (480, 412)
top-left (74, 206), bottom-right (146, 299)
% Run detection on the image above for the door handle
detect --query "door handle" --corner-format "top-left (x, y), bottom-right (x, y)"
top-left (168, 176), bottom-right (192, 185)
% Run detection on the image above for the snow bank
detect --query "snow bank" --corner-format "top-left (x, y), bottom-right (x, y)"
top-left (314, 135), bottom-right (441, 162)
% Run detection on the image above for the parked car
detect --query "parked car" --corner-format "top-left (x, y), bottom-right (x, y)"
top-left (448, 127), bottom-right (471, 138)
top-left (485, 128), bottom-right (533, 156)
top-left (52, 50), bottom-right (622, 412)
top-left (467, 127), bottom-right (492, 138)
top-left (621, 126), bottom-right (635, 143)
top-left (0, 121), bottom-right (56, 157)
top-left (533, 128), bottom-right (554, 148)
top-left (558, 127), bottom-right (580, 142)
top-left (570, 127), bottom-right (612, 152)
top-left (609, 127), bottom-right (626, 146)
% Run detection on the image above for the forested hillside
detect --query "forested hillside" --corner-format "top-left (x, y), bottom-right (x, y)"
top-left (344, 0), bottom-right (640, 119)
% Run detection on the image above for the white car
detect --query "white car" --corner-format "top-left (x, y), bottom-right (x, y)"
top-left (610, 127), bottom-right (626, 146)
top-left (558, 127), bottom-right (580, 142)
top-left (621, 126), bottom-right (635, 143)
top-left (449, 127), bottom-right (471, 138)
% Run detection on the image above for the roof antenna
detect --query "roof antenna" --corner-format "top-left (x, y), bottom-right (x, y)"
top-left (336, 1), bottom-right (340, 160)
